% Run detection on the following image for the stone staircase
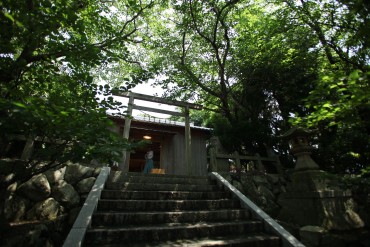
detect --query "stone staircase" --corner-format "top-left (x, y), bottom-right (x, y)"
top-left (83, 172), bottom-right (280, 246)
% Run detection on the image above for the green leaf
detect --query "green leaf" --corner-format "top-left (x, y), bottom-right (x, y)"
top-left (349, 70), bottom-right (360, 80)
top-left (13, 102), bottom-right (27, 108)
top-left (3, 12), bottom-right (14, 22)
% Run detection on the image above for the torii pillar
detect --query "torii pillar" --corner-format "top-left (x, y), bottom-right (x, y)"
top-left (115, 91), bottom-right (202, 175)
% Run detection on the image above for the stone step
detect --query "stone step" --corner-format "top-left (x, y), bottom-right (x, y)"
top-left (83, 172), bottom-right (281, 247)
top-left (109, 171), bottom-right (209, 180)
top-left (105, 182), bottom-right (219, 192)
top-left (84, 221), bottom-right (264, 245)
top-left (87, 233), bottom-right (280, 247)
top-left (108, 172), bottom-right (211, 185)
top-left (97, 199), bottom-right (240, 211)
top-left (91, 209), bottom-right (251, 226)
top-left (101, 190), bottom-right (231, 200)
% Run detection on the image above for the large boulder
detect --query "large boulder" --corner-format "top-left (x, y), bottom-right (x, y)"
top-left (25, 224), bottom-right (53, 247)
top-left (17, 174), bottom-right (51, 201)
top-left (358, 205), bottom-right (370, 227)
top-left (252, 175), bottom-right (268, 184)
top-left (52, 180), bottom-right (80, 209)
top-left (266, 174), bottom-right (280, 185)
top-left (44, 167), bottom-right (66, 185)
top-left (252, 175), bottom-right (271, 190)
top-left (258, 184), bottom-right (276, 201)
top-left (76, 177), bottom-right (96, 194)
top-left (240, 176), bottom-right (263, 204)
top-left (1, 223), bottom-right (51, 247)
top-left (300, 225), bottom-right (327, 247)
top-left (93, 167), bottom-right (102, 177)
top-left (343, 208), bottom-right (365, 229)
top-left (64, 164), bottom-right (94, 185)
top-left (26, 198), bottom-right (61, 221)
top-left (4, 193), bottom-right (30, 221)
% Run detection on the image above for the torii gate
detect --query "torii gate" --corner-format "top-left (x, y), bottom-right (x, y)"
top-left (114, 91), bottom-right (203, 175)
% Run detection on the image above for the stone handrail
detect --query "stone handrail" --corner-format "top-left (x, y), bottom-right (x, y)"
top-left (63, 166), bottom-right (111, 247)
top-left (209, 172), bottom-right (305, 247)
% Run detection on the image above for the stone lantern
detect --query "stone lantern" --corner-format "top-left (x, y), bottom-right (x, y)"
top-left (281, 127), bottom-right (319, 171)
top-left (277, 127), bottom-right (364, 233)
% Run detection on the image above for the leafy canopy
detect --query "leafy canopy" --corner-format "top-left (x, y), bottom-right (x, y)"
top-left (140, 0), bottom-right (369, 173)
top-left (0, 0), bottom-right (154, 180)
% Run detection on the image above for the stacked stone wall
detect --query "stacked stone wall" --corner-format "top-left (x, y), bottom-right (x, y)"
top-left (219, 171), bottom-right (370, 247)
top-left (1, 162), bottom-right (101, 247)
top-left (219, 171), bottom-right (287, 217)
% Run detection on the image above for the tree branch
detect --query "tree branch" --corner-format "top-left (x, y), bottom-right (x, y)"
top-left (178, 63), bottom-right (221, 98)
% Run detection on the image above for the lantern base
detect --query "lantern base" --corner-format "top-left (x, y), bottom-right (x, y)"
top-left (277, 170), bottom-right (364, 230)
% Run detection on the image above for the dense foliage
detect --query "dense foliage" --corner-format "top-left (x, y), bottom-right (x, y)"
top-left (142, 0), bottom-right (370, 174)
top-left (0, 0), bottom-right (155, 182)
top-left (0, 0), bottom-right (156, 231)
top-left (0, 0), bottom-right (369, 235)
top-left (1, 0), bottom-right (369, 177)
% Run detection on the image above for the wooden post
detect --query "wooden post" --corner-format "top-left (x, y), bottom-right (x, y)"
top-left (184, 106), bottom-right (192, 175)
top-left (208, 136), bottom-right (219, 172)
top-left (209, 147), bottom-right (217, 172)
top-left (255, 153), bottom-right (265, 172)
top-left (234, 151), bottom-right (241, 170)
top-left (21, 136), bottom-right (34, 160)
top-left (120, 93), bottom-right (134, 171)
top-left (274, 155), bottom-right (284, 174)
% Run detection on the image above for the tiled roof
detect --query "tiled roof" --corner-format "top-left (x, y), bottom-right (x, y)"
top-left (108, 114), bottom-right (212, 131)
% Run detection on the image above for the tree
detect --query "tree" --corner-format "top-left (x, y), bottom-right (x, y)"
top-left (0, 0), bottom-right (154, 169)
top-left (281, 0), bottom-right (370, 173)
top-left (144, 0), bottom-right (319, 159)
top-left (0, 0), bottom-right (153, 230)
top-left (141, 0), bottom-right (369, 173)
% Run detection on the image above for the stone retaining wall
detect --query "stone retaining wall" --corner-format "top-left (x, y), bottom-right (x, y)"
top-left (1, 162), bottom-right (101, 247)
top-left (219, 171), bottom-right (370, 247)
top-left (218, 171), bottom-right (287, 217)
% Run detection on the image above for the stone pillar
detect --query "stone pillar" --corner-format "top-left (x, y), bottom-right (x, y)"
top-left (277, 127), bottom-right (364, 231)
top-left (208, 136), bottom-right (229, 172)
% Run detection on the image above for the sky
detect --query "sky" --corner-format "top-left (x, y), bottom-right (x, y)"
top-left (114, 82), bottom-right (178, 119)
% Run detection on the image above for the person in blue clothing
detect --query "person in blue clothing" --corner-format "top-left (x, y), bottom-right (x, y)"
top-left (143, 150), bottom-right (154, 173)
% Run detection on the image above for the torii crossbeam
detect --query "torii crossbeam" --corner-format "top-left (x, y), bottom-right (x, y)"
top-left (113, 91), bottom-right (203, 175)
